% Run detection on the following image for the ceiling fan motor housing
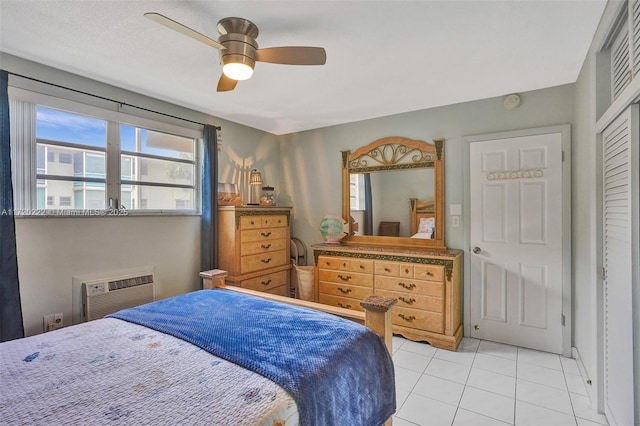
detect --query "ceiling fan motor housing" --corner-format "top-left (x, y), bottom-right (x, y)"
top-left (218, 33), bottom-right (258, 71)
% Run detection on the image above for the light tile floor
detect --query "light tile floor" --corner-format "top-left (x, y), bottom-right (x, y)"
top-left (391, 336), bottom-right (609, 426)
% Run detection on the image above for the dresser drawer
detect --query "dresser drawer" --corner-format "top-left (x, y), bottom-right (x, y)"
top-left (240, 238), bottom-right (287, 256)
top-left (317, 256), bottom-right (373, 273)
top-left (262, 215), bottom-right (288, 228)
top-left (375, 275), bottom-right (443, 297)
top-left (241, 249), bottom-right (288, 274)
top-left (239, 215), bottom-right (264, 230)
top-left (241, 227), bottom-right (288, 243)
top-left (318, 294), bottom-right (364, 312)
top-left (376, 289), bottom-right (443, 313)
top-left (392, 306), bottom-right (444, 333)
top-left (319, 281), bottom-right (373, 300)
top-left (414, 264), bottom-right (444, 282)
top-left (375, 261), bottom-right (400, 276)
top-left (264, 284), bottom-right (289, 296)
top-left (239, 270), bottom-right (288, 292)
top-left (318, 269), bottom-right (373, 288)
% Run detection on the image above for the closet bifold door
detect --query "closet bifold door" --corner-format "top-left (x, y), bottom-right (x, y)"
top-left (601, 104), bottom-right (639, 426)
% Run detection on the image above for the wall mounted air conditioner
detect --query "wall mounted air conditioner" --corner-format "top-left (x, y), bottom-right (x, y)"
top-left (72, 268), bottom-right (154, 323)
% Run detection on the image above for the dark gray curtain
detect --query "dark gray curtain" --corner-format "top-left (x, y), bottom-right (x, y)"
top-left (363, 173), bottom-right (373, 235)
top-left (0, 70), bottom-right (24, 342)
top-left (200, 125), bottom-right (218, 279)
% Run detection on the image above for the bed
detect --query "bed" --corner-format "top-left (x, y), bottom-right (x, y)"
top-left (0, 271), bottom-right (396, 425)
top-left (409, 197), bottom-right (436, 238)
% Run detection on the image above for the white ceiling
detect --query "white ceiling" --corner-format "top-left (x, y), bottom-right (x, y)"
top-left (0, 0), bottom-right (606, 135)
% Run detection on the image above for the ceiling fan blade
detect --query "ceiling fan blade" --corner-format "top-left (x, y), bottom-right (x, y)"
top-left (217, 74), bottom-right (238, 92)
top-left (256, 47), bottom-right (326, 65)
top-left (144, 12), bottom-right (226, 50)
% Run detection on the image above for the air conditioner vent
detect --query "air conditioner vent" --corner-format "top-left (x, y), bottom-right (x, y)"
top-left (108, 274), bottom-right (154, 291)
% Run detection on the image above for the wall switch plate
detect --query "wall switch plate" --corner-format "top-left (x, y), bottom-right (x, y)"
top-left (43, 313), bottom-right (63, 332)
top-left (450, 204), bottom-right (462, 216)
top-left (451, 216), bottom-right (460, 228)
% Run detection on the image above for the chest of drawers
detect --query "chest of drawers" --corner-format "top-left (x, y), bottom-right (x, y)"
top-left (218, 206), bottom-right (292, 296)
top-left (314, 244), bottom-right (462, 350)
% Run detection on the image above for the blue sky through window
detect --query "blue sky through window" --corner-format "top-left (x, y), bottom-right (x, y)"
top-left (36, 106), bottom-right (106, 147)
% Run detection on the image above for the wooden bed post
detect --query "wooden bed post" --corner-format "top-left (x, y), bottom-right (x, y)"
top-left (360, 295), bottom-right (397, 354)
top-left (201, 269), bottom-right (228, 289)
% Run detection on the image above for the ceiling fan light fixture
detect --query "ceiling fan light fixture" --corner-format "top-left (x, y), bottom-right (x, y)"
top-left (221, 53), bottom-right (255, 81)
top-left (223, 62), bottom-right (254, 80)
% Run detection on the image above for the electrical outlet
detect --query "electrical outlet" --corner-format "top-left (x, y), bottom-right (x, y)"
top-left (43, 313), bottom-right (63, 332)
top-left (451, 216), bottom-right (460, 228)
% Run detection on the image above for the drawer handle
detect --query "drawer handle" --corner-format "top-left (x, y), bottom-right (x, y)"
top-left (398, 313), bottom-right (416, 322)
top-left (261, 258), bottom-right (272, 264)
top-left (250, 221), bottom-right (255, 225)
top-left (342, 262), bottom-right (347, 267)
top-left (359, 265), bottom-right (365, 269)
top-left (337, 274), bottom-right (352, 281)
top-left (337, 287), bottom-right (352, 294)
top-left (261, 231), bottom-right (272, 237)
top-left (261, 243), bottom-right (272, 249)
top-left (261, 279), bottom-right (272, 286)
top-left (398, 282), bottom-right (416, 290)
top-left (426, 271), bottom-right (434, 277)
top-left (398, 296), bottom-right (416, 305)
top-left (384, 267), bottom-right (391, 272)
top-left (337, 302), bottom-right (352, 309)
top-left (405, 268), bottom-right (410, 274)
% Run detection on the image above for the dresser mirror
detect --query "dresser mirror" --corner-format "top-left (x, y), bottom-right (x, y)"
top-left (341, 136), bottom-right (446, 249)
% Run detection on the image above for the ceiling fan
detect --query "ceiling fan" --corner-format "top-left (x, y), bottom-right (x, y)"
top-left (144, 13), bottom-right (327, 92)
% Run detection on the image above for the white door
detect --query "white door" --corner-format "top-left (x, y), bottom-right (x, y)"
top-left (469, 130), bottom-right (565, 354)
top-left (601, 105), bottom-right (637, 426)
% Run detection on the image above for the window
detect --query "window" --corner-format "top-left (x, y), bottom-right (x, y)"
top-left (350, 174), bottom-right (366, 210)
top-left (10, 95), bottom-right (201, 216)
top-left (120, 125), bottom-right (196, 211)
top-left (58, 153), bottom-right (72, 164)
top-left (35, 106), bottom-right (107, 210)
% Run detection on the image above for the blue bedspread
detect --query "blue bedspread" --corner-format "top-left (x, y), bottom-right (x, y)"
top-left (108, 289), bottom-right (395, 425)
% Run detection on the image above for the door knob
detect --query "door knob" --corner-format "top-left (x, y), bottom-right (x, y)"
top-left (472, 246), bottom-right (481, 254)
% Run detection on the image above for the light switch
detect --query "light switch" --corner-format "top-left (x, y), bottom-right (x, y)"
top-left (450, 204), bottom-right (462, 216)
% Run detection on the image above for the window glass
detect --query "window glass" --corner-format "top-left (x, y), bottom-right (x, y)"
top-left (11, 101), bottom-right (200, 215)
top-left (120, 125), bottom-right (196, 211)
top-left (121, 126), bottom-right (194, 160)
top-left (36, 106), bottom-right (106, 148)
top-left (124, 185), bottom-right (195, 210)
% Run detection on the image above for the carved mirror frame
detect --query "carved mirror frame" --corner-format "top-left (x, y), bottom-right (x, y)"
top-left (341, 136), bottom-right (446, 250)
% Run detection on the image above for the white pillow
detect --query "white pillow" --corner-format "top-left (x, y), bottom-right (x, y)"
top-left (418, 217), bottom-right (435, 233)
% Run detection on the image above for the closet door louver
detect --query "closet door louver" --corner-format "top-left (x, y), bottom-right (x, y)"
top-left (632, 0), bottom-right (640, 72)
top-left (612, 22), bottom-right (631, 100)
top-left (602, 105), bottom-right (638, 426)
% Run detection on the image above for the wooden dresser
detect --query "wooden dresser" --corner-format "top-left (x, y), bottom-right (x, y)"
top-left (313, 244), bottom-right (463, 351)
top-left (218, 206), bottom-right (292, 296)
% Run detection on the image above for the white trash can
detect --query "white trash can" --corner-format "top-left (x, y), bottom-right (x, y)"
top-left (295, 265), bottom-right (315, 302)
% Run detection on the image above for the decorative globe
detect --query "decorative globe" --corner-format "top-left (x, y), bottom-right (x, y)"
top-left (319, 214), bottom-right (348, 244)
